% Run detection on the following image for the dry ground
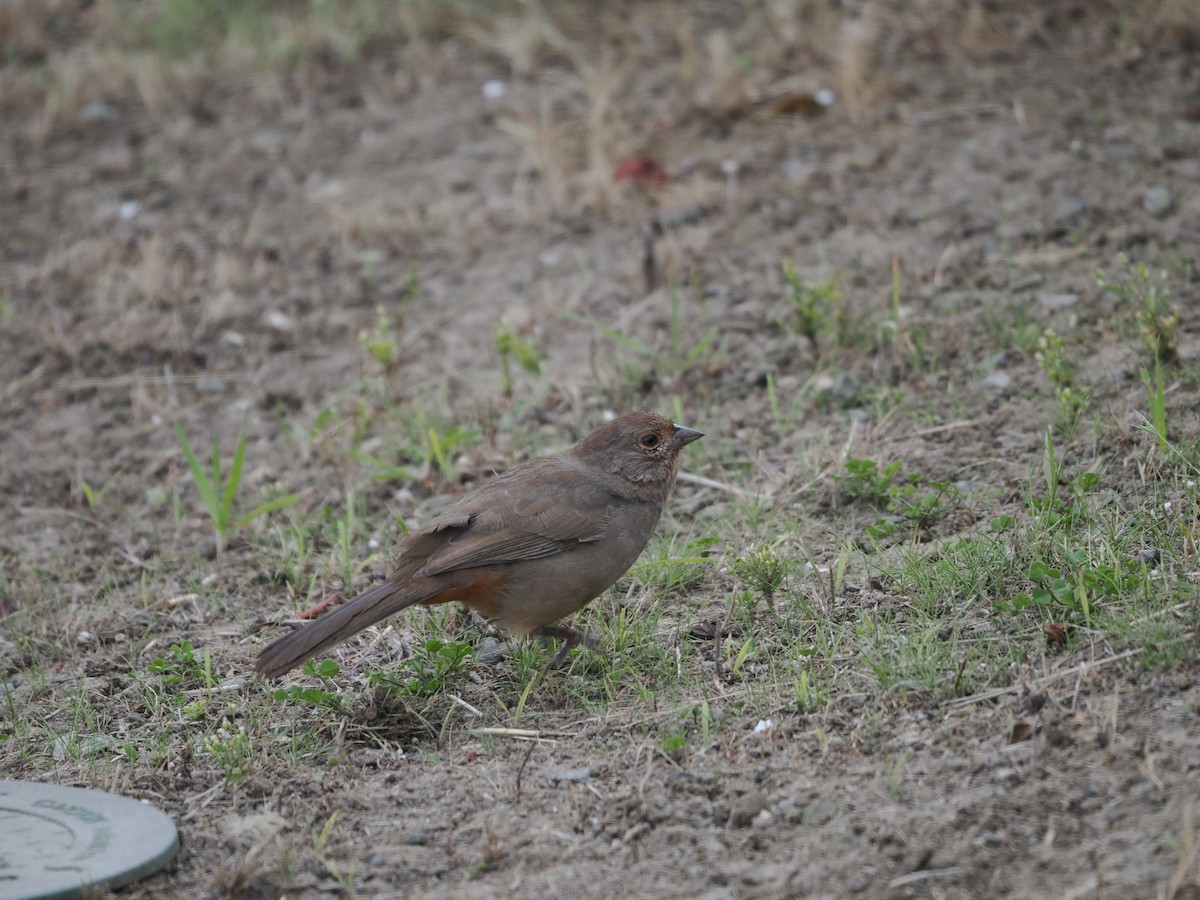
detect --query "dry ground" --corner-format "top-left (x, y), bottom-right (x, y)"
top-left (3, 1), bottom-right (1200, 898)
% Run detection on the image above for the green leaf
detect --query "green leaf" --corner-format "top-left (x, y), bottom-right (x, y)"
top-left (221, 432), bottom-right (246, 528)
top-left (235, 493), bottom-right (299, 529)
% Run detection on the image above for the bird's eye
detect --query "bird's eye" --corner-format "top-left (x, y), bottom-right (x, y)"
top-left (639, 432), bottom-right (660, 448)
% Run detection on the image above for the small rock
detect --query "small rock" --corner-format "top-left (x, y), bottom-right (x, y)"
top-left (814, 373), bottom-right (858, 403)
top-left (223, 812), bottom-right (287, 842)
top-left (552, 766), bottom-right (592, 785)
top-left (476, 637), bottom-right (510, 664)
top-left (95, 146), bottom-right (134, 177)
top-left (761, 197), bottom-right (799, 228)
top-left (845, 408), bottom-right (871, 427)
top-left (980, 372), bottom-right (1011, 390)
top-left (1039, 293), bottom-right (1079, 311)
top-left (728, 791), bottom-right (768, 828)
top-left (1138, 547), bottom-right (1162, 564)
top-left (780, 158), bottom-right (812, 184)
top-left (1105, 144), bottom-right (1139, 160)
top-left (81, 102), bottom-right (116, 124)
top-left (1053, 196), bottom-right (1088, 224)
top-left (980, 350), bottom-right (1011, 370)
top-left (802, 797), bottom-right (837, 827)
top-left (1143, 186), bottom-right (1173, 218)
top-left (196, 376), bottom-right (228, 394)
top-left (977, 829), bottom-right (1004, 847)
top-left (262, 309), bottom-right (296, 333)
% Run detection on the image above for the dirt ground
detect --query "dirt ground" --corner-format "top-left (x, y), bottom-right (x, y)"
top-left (3, 2), bottom-right (1200, 898)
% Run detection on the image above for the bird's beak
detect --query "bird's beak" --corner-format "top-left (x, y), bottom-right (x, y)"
top-left (671, 424), bottom-right (704, 450)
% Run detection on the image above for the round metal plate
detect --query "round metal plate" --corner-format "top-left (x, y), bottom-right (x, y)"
top-left (0, 781), bottom-right (179, 899)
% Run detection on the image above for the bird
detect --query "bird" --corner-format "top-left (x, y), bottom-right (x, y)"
top-left (255, 412), bottom-right (703, 678)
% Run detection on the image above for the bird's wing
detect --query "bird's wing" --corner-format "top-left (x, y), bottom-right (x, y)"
top-left (413, 460), bottom-right (609, 577)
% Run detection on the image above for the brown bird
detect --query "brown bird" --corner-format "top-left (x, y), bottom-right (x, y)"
top-left (256, 412), bottom-right (703, 678)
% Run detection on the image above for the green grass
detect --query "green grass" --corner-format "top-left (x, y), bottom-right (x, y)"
top-left (175, 424), bottom-right (299, 555)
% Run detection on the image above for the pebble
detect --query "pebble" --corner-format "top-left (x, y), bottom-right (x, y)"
top-left (780, 158), bottom-right (812, 184)
top-left (552, 766), bottom-right (592, 785)
top-left (1053, 196), bottom-right (1088, 224)
top-left (802, 797), bottom-right (837, 826)
top-left (980, 350), bottom-right (1011, 370)
top-left (80, 102), bottom-right (116, 124)
top-left (728, 791), bottom-right (768, 828)
top-left (1039, 293), bottom-right (1079, 311)
top-left (1143, 186), bottom-right (1173, 217)
top-left (261, 309), bottom-right (296, 333)
top-left (977, 829), bottom-right (1004, 847)
top-left (814, 373), bottom-right (858, 402)
top-left (980, 372), bottom-right (1011, 390)
top-left (845, 408), bottom-right (871, 427)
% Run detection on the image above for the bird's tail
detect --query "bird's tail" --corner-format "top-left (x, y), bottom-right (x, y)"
top-left (255, 579), bottom-right (436, 678)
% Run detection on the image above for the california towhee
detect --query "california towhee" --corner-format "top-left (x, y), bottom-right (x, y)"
top-left (256, 412), bottom-right (702, 677)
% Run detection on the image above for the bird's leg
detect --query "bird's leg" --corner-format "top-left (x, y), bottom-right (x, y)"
top-left (533, 624), bottom-right (604, 669)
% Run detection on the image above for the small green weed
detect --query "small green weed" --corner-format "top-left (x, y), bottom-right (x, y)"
top-left (202, 718), bottom-right (254, 785)
top-left (630, 534), bottom-right (718, 593)
top-left (839, 458), bottom-right (906, 507)
top-left (1095, 254), bottom-right (1179, 364)
top-left (782, 260), bottom-right (842, 351)
top-left (78, 471), bottom-right (121, 510)
top-left (360, 305), bottom-right (401, 369)
top-left (422, 423), bottom-right (480, 484)
top-left (838, 458), bottom-right (956, 537)
top-left (495, 327), bottom-right (546, 397)
top-left (174, 425), bottom-right (298, 555)
top-left (730, 543), bottom-right (793, 610)
top-left (370, 639), bottom-right (474, 699)
top-left (146, 639), bottom-right (210, 687)
top-left (272, 659), bottom-right (345, 709)
top-left (1140, 362), bottom-right (1168, 449)
top-left (1035, 329), bottom-right (1087, 427)
top-left (792, 669), bottom-right (827, 712)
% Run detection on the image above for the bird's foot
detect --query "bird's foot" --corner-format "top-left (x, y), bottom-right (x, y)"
top-left (533, 624), bottom-right (604, 669)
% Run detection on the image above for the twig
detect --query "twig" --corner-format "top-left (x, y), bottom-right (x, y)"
top-left (911, 419), bottom-right (983, 439)
top-left (469, 727), bottom-right (560, 742)
top-left (677, 470), bottom-right (749, 498)
top-left (515, 742), bottom-right (536, 800)
top-left (449, 694), bottom-right (483, 718)
top-left (946, 645), bottom-right (1161, 708)
top-left (889, 868), bottom-right (964, 888)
